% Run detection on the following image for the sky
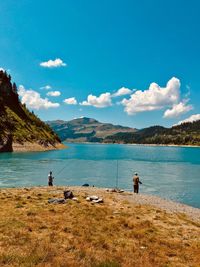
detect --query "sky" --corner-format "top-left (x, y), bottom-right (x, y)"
top-left (0, 0), bottom-right (200, 128)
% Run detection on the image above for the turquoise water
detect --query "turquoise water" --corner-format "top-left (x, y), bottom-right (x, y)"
top-left (0, 143), bottom-right (200, 208)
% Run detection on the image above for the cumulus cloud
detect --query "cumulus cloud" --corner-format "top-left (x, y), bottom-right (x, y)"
top-left (18, 85), bottom-right (60, 110)
top-left (40, 58), bottom-right (67, 68)
top-left (80, 92), bottom-right (112, 108)
top-left (0, 67), bottom-right (5, 71)
top-left (63, 97), bottom-right (77, 105)
top-left (175, 114), bottom-right (200, 126)
top-left (121, 77), bottom-right (181, 115)
top-left (46, 91), bottom-right (61, 97)
top-left (163, 101), bottom-right (193, 118)
top-left (112, 87), bottom-right (133, 97)
top-left (40, 85), bottom-right (52, 90)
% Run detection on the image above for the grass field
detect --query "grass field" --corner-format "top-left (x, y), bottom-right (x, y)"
top-left (0, 187), bottom-right (200, 267)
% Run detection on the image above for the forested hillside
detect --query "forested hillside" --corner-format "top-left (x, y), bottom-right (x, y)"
top-left (105, 121), bottom-right (200, 146)
top-left (0, 70), bottom-right (61, 152)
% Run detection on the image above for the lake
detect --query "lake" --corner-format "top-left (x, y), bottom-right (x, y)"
top-left (0, 143), bottom-right (200, 208)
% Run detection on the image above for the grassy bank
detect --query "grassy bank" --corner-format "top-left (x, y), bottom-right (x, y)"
top-left (0, 187), bottom-right (200, 267)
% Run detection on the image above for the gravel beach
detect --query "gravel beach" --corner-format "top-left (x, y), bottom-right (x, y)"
top-left (64, 186), bottom-right (200, 222)
top-left (117, 192), bottom-right (200, 222)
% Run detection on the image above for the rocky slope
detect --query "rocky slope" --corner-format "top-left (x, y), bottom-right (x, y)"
top-left (0, 70), bottom-right (62, 152)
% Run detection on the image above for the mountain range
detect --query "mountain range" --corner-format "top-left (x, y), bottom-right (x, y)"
top-left (48, 117), bottom-right (200, 146)
top-left (47, 117), bottom-right (136, 142)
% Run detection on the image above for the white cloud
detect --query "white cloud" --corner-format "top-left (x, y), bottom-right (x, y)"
top-left (40, 85), bottom-right (52, 90)
top-left (63, 97), bottom-right (77, 105)
top-left (112, 87), bottom-right (133, 97)
top-left (47, 91), bottom-right (61, 97)
top-left (18, 85), bottom-right (60, 110)
top-left (122, 77), bottom-right (181, 115)
top-left (175, 114), bottom-right (200, 126)
top-left (80, 92), bottom-right (112, 108)
top-left (40, 58), bottom-right (67, 68)
top-left (0, 67), bottom-right (5, 72)
top-left (163, 101), bottom-right (193, 118)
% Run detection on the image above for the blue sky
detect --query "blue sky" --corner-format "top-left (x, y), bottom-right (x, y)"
top-left (0, 0), bottom-right (200, 128)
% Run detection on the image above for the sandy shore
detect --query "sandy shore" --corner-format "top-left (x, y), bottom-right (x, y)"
top-left (12, 142), bottom-right (66, 152)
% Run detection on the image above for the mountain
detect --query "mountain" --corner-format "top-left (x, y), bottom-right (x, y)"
top-left (48, 116), bottom-right (200, 146)
top-left (47, 117), bottom-right (137, 142)
top-left (105, 121), bottom-right (200, 146)
top-left (0, 70), bottom-right (62, 152)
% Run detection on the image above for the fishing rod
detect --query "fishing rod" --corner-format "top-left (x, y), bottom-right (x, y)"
top-left (116, 159), bottom-right (119, 189)
top-left (55, 163), bottom-right (68, 177)
top-left (48, 148), bottom-right (69, 177)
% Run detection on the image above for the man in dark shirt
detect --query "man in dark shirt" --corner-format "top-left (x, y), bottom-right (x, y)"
top-left (133, 172), bottom-right (142, 193)
top-left (48, 171), bottom-right (54, 186)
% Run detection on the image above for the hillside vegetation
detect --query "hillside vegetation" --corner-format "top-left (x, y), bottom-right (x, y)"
top-left (48, 115), bottom-right (200, 146)
top-left (47, 117), bottom-right (136, 142)
top-left (0, 70), bottom-right (61, 152)
top-left (105, 121), bottom-right (200, 146)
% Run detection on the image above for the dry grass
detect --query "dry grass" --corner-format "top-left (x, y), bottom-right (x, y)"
top-left (0, 186), bottom-right (200, 267)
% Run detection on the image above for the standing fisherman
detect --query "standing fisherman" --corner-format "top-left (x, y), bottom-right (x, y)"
top-left (133, 172), bottom-right (142, 193)
top-left (48, 171), bottom-right (54, 186)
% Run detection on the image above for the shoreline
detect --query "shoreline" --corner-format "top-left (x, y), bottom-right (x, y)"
top-left (11, 142), bottom-right (66, 152)
top-left (1, 185), bottom-right (200, 222)
top-left (64, 141), bottom-right (200, 148)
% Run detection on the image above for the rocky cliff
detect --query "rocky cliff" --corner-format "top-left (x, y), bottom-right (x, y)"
top-left (0, 70), bottom-right (62, 152)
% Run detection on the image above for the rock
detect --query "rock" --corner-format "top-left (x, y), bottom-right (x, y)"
top-left (89, 195), bottom-right (99, 201)
top-left (0, 134), bottom-right (13, 152)
top-left (86, 195), bottom-right (104, 203)
top-left (48, 198), bottom-right (66, 204)
top-left (82, 183), bottom-right (89, 187)
top-left (92, 198), bottom-right (103, 203)
top-left (106, 188), bottom-right (124, 193)
top-left (72, 197), bottom-right (78, 201)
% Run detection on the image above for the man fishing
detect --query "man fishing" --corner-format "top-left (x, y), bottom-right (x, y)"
top-left (133, 172), bottom-right (142, 193)
top-left (48, 171), bottom-right (54, 186)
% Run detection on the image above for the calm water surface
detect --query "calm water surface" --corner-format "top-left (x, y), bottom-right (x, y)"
top-left (0, 143), bottom-right (200, 208)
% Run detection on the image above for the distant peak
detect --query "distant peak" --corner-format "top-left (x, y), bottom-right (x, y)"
top-left (71, 117), bottom-right (99, 123)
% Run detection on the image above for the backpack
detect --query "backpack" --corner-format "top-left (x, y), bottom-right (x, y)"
top-left (63, 190), bottom-right (74, 199)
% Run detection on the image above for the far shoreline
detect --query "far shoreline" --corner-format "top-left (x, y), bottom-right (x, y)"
top-left (1, 141), bottom-right (199, 154)
top-left (64, 141), bottom-right (200, 148)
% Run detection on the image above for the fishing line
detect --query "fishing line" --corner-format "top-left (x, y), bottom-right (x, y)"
top-left (48, 147), bottom-right (70, 177)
